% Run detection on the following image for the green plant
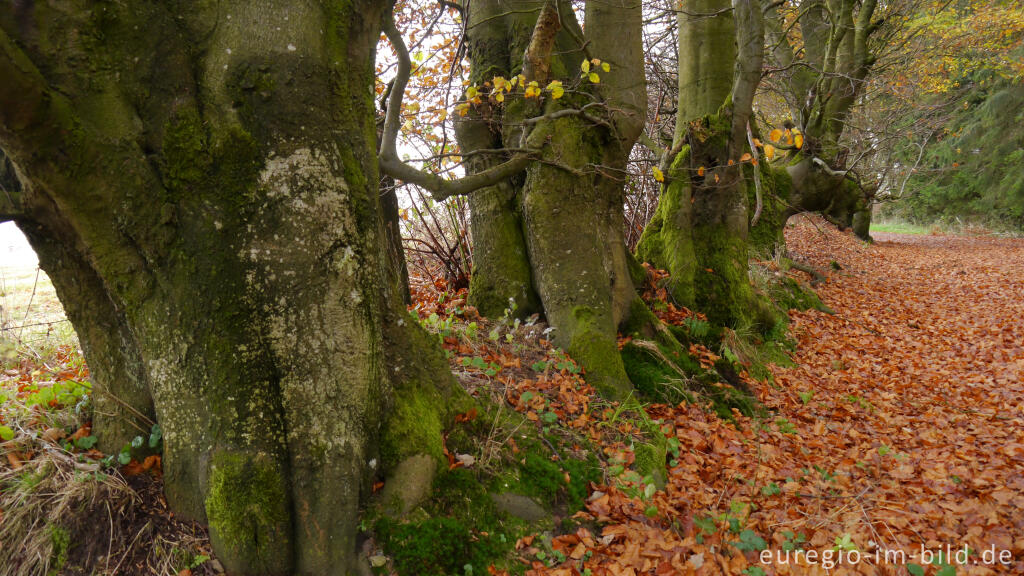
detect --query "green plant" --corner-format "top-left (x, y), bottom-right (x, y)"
top-left (459, 356), bottom-right (500, 377)
top-left (732, 529), bottom-right (768, 552)
top-left (549, 349), bottom-right (581, 374)
top-left (814, 465), bottom-right (836, 483)
top-left (781, 530), bottom-right (806, 551)
top-left (24, 379), bottom-right (91, 412)
top-left (774, 417), bottom-right (797, 435)
top-left (845, 394), bottom-right (875, 412)
top-left (684, 316), bottom-right (710, 339)
top-left (73, 435), bottom-right (97, 450)
top-left (102, 423), bottom-right (163, 467)
top-left (833, 533), bottom-right (857, 552)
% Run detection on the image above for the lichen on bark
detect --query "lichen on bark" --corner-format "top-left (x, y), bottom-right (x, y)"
top-left (0, 2), bottom-right (457, 574)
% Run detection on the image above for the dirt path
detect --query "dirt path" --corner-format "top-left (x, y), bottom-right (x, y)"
top-left (559, 222), bottom-right (1024, 576)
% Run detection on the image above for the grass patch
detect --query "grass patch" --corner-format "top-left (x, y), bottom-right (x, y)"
top-left (870, 221), bottom-right (934, 235)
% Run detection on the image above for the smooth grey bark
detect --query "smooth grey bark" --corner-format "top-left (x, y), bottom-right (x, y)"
top-left (1, 2), bottom-right (460, 574)
top-left (674, 0), bottom-right (737, 145)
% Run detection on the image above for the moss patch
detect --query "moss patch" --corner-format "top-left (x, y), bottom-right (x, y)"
top-left (374, 407), bottom-right (601, 575)
top-left (620, 342), bottom-right (698, 404)
top-left (771, 275), bottom-right (827, 313)
top-left (635, 147), bottom-right (696, 307)
top-left (376, 515), bottom-right (510, 576)
top-left (620, 339), bottom-right (758, 419)
top-left (375, 467), bottom-right (518, 575)
top-left (506, 450), bottom-right (600, 513)
top-left (47, 524), bottom-right (69, 576)
top-left (204, 451), bottom-right (291, 574)
top-left (380, 388), bottom-right (446, 468)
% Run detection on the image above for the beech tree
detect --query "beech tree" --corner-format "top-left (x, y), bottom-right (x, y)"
top-left (379, 0), bottom-right (787, 396)
top-left (0, 0), bottom-right (802, 572)
top-left (762, 0), bottom-right (892, 238)
top-left (379, 0), bottom-right (650, 397)
top-left (0, 2), bottom-right (465, 573)
top-left (635, 0), bottom-right (782, 329)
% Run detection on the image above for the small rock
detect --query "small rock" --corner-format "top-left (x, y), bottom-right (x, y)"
top-left (491, 493), bottom-right (548, 522)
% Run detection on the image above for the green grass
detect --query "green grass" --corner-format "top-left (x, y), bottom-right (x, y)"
top-left (870, 221), bottom-right (934, 235)
top-left (0, 261), bottom-right (76, 360)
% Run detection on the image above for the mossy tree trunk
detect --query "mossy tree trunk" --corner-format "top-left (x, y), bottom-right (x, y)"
top-left (419, 0), bottom-right (648, 397)
top-left (764, 0), bottom-right (881, 239)
top-left (1, 2), bottom-right (461, 574)
top-left (636, 0), bottom-right (777, 330)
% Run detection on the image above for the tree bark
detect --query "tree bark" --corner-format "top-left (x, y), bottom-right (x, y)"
top-left (446, 0), bottom-right (646, 396)
top-left (1, 2), bottom-right (458, 573)
top-left (674, 0), bottom-right (737, 144)
top-left (636, 0), bottom-right (777, 330)
top-left (764, 0), bottom-right (879, 240)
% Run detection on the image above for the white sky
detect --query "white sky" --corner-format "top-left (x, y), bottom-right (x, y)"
top-left (0, 221), bottom-right (39, 269)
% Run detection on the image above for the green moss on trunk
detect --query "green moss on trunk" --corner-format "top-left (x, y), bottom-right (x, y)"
top-left (205, 452), bottom-right (292, 574)
top-left (635, 148), bottom-right (697, 307)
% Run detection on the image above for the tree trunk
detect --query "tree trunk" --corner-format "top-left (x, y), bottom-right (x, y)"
top-left (451, 0), bottom-right (646, 396)
top-left (674, 0), bottom-right (736, 143)
top-left (1, 2), bottom-right (458, 573)
top-left (764, 0), bottom-right (879, 240)
top-left (636, 0), bottom-right (777, 330)
top-left (454, 114), bottom-right (540, 317)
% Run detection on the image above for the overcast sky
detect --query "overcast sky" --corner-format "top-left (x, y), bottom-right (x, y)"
top-left (0, 221), bottom-right (39, 269)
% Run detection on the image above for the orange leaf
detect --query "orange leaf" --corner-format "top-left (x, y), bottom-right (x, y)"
top-left (6, 452), bottom-right (23, 470)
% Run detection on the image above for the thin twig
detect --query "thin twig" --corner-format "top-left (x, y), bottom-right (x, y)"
top-left (16, 268), bottom-right (40, 342)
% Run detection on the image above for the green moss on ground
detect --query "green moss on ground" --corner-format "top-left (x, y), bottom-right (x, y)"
top-left (376, 467), bottom-right (512, 576)
top-left (771, 275), bottom-right (827, 313)
top-left (374, 404), bottom-right (600, 575)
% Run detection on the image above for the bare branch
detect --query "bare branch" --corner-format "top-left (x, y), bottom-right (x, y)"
top-left (747, 121), bottom-right (764, 226)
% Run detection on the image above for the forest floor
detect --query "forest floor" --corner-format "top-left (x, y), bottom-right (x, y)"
top-left (0, 218), bottom-right (1021, 575)
top-left (515, 219), bottom-right (1023, 576)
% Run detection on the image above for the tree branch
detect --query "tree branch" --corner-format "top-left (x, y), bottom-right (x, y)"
top-left (379, 15), bottom-right (410, 163)
top-left (523, 0), bottom-right (562, 84)
top-left (379, 154), bottom-right (536, 202)
top-left (378, 2), bottom-right (575, 202)
top-left (746, 121), bottom-right (764, 226)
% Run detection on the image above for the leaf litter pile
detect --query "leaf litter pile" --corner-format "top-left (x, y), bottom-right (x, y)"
top-left (416, 218), bottom-right (1023, 576)
top-left (3, 217), bottom-right (1022, 575)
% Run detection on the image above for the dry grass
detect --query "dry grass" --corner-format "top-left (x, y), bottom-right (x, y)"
top-left (1, 228), bottom-right (217, 575)
top-left (0, 380), bottom-right (218, 575)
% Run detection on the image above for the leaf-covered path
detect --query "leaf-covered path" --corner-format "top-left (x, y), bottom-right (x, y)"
top-left (545, 222), bottom-right (1024, 576)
